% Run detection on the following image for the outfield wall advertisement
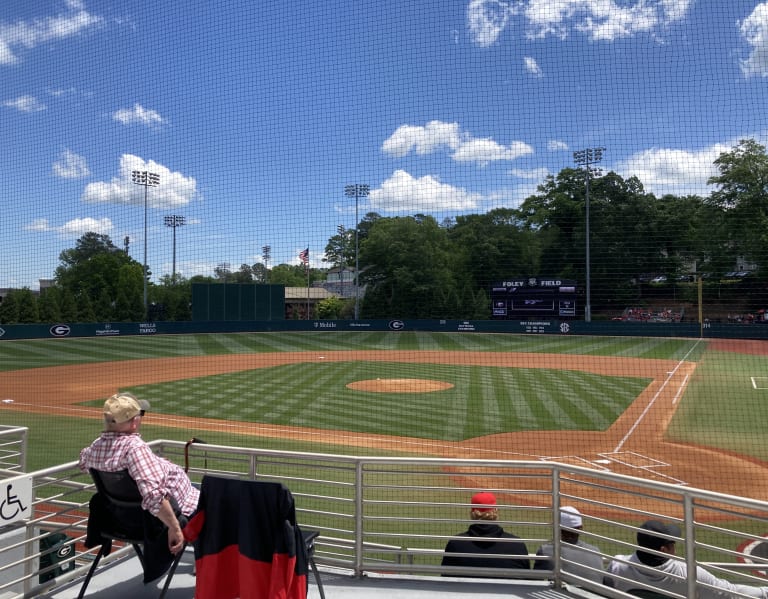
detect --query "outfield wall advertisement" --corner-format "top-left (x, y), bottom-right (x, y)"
top-left (0, 319), bottom-right (764, 341)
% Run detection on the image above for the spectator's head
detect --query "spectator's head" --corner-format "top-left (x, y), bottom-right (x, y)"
top-left (470, 491), bottom-right (498, 521)
top-left (559, 506), bottom-right (583, 544)
top-left (103, 392), bottom-right (149, 432)
top-left (636, 520), bottom-right (680, 566)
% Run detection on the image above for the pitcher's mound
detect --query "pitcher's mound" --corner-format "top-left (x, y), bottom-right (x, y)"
top-left (347, 378), bottom-right (454, 393)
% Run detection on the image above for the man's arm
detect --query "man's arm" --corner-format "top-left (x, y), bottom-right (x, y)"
top-left (155, 497), bottom-right (185, 555)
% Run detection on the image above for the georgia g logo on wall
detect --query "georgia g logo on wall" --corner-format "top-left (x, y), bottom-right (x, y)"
top-left (50, 324), bottom-right (71, 337)
top-left (388, 320), bottom-right (405, 331)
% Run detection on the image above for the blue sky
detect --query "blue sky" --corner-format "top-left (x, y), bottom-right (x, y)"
top-left (2, 0), bottom-right (768, 289)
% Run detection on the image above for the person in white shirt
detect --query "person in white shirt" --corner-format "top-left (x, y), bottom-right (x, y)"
top-left (535, 506), bottom-right (604, 584)
top-left (606, 520), bottom-right (768, 598)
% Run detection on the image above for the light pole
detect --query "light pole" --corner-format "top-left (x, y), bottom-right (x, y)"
top-left (344, 184), bottom-right (369, 320)
top-left (572, 148), bottom-right (605, 323)
top-left (163, 215), bottom-right (185, 283)
top-left (132, 170), bottom-right (160, 319)
top-left (262, 245), bottom-right (271, 283)
top-left (337, 225), bottom-right (345, 297)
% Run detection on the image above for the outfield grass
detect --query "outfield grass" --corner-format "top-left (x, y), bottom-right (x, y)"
top-left (78, 361), bottom-right (649, 441)
top-left (5, 331), bottom-right (758, 470)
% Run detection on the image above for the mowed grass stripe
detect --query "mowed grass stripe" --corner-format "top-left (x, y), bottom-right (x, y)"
top-left (104, 361), bottom-right (646, 441)
top-left (0, 332), bottom-right (697, 372)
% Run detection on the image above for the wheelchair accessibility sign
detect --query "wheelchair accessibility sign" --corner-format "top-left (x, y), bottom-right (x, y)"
top-left (0, 475), bottom-right (32, 525)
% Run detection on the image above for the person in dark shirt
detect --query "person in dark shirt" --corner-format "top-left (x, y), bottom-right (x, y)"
top-left (441, 491), bottom-right (530, 576)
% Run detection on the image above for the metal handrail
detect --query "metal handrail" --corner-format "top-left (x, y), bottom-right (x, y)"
top-left (2, 439), bottom-right (768, 598)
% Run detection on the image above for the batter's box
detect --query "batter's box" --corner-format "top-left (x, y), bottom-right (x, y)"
top-left (539, 456), bottom-right (611, 471)
top-left (752, 377), bottom-right (768, 390)
top-left (599, 451), bottom-right (670, 469)
top-left (634, 468), bottom-right (687, 485)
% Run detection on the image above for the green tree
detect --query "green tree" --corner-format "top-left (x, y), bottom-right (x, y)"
top-left (0, 291), bottom-right (20, 323)
top-left (59, 288), bottom-right (78, 321)
top-left (77, 292), bottom-right (97, 322)
top-left (37, 288), bottom-right (62, 323)
top-left (360, 215), bottom-right (458, 318)
top-left (270, 264), bottom-right (314, 287)
top-left (117, 264), bottom-right (144, 321)
top-left (95, 287), bottom-right (113, 321)
top-left (448, 208), bottom-right (540, 290)
top-left (317, 296), bottom-right (344, 319)
top-left (708, 139), bottom-right (768, 272)
top-left (55, 233), bottom-right (144, 315)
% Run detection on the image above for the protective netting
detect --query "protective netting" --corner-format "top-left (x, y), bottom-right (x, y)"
top-left (2, 2), bottom-right (768, 500)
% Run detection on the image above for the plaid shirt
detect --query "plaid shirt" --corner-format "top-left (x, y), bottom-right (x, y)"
top-left (79, 432), bottom-right (199, 517)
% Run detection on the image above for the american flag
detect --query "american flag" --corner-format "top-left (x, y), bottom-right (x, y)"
top-left (299, 248), bottom-right (309, 264)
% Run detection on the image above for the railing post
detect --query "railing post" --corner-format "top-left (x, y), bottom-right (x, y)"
top-left (684, 494), bottom-right (696, 599)
top-left (552, 466), bottom-right (563, 588)
top-left (354, 459), bottom-right (364, 577)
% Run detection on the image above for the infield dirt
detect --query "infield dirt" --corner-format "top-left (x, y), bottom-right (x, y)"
top-left (2, 348), bottom-right (767, 503)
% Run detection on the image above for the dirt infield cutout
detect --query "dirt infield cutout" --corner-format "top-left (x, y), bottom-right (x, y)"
top-left (346, 378), bottom-right (454, 392)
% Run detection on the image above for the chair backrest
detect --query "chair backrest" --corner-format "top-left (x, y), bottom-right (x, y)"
top-left (186, 476), bottom-right (309, 599)
top-left (89, 469), bottom-right (143, 508)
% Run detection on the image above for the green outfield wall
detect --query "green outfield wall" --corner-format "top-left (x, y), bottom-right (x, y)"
top-left (0, 318), bottom-right (765, 341)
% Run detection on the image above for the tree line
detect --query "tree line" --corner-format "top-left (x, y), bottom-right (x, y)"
top-left (2, 139), bottom-right (767, 324)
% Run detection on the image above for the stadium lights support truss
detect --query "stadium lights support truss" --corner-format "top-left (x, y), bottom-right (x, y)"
top-left (262, 245), bottom-right (271, 283)
top-left (572, 148), bottom-right (605, 323)
top-left (344, 184), bottom-right (369, 320)
top-left (132, 170), bottom-right (160, 319)
top-left (163, 215), bottom-right (185, 283)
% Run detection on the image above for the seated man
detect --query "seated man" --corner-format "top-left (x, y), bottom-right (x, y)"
top-left (535, 506), bottom-right (604, 584)
top-left (606, 520), bottom-right (768, 598)
top-left (441, 491), bottom-right (530, 575)
top-left (79, 392), bottom-right (199, 555)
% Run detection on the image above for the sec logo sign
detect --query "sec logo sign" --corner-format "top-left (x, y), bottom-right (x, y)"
top-left (50, 324), bottom-right (71, 337)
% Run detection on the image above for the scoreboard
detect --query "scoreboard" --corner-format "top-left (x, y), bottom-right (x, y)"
top-left (491, 278), bottom-right (577, 319)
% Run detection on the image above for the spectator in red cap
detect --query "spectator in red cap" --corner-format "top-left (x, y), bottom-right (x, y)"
top-left (441, 491), bottom-right (530, 576)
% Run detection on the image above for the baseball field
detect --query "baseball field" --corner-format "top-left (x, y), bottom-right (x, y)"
top-left (1, 331), bottom-right (767, 501)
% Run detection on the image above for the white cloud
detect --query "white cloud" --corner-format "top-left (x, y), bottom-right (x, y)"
top-left (381, 121), bottom-right (462, 157)
top-left (467, 0), bottom-right (693, 44)
top-left (509, 167), bottom-right (549, 180)
top-left (616, 143), bottom-right (731, 196)
top-left (3, 95), bottom-right (46, 112)
top-left (382, 120), bottom-right (533, 166)
top-left (82, 154), bottom-right (197, 208)
top-left (369, 170), bottom-right (483, 212)
top-left (740, 3), bottom-right (768, 78)
top-left (452, 138), bottom-right (534, 166)
top-left (112, 103), bottom-right (167, 127)
top-left (466, 0), bottom-right (520, 47)
top-left (53, 149), bottom-right (90, 179)
top-left (548, 140), bottom-right (569, 151)
top-left (523, 56), bottom-right (542, 76)
top-left (24, 218), bottom-right (51, 232)
top-left (0, 1), bottom-right (103, 65)
top-left (24, 216), bottom-right (113, 237)
top-left (59, 217), bottom-right (113, 237)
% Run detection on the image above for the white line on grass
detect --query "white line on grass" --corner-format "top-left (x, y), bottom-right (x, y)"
top-left (613, 339), bottom-right (702, 452)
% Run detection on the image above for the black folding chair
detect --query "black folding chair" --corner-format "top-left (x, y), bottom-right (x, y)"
top-left (77, 469), bottom-right (187, 599)
top-left (184, 476), bottom-right (325, 599)
top-left (302, 528), bottom-right (326, 599)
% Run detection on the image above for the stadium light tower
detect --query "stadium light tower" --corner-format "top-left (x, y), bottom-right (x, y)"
top-left (132, 170), bottom-right (160, 319)
top-left (164, 215), bottom-right (185, 283)
top-left (337, 225), bottom-right (346, 297)
top-left (262, 245), bottom-right (271, 283)
top-left (572, 148), bottom-right (605, 323)
top-left (344, 184), bottom-right (369, 320)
